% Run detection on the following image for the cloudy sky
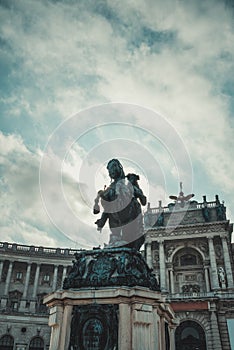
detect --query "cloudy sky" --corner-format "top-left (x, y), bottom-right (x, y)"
top-left (0, 0), bottom-right (234, 249)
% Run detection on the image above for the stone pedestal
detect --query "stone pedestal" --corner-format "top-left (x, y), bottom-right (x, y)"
top-left (44, 247), bottom-right (177, 349)
top-left (44, 287), bottom-right (177, 350)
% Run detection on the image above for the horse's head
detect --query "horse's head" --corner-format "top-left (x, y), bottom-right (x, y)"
top-left (126, 173), bottom-right (140, 186)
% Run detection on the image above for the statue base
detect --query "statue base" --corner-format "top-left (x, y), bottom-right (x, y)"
top-left (44, 248), bottom-right (177, 349)
top-left (44, 287), bottom-right (177, 350)
top-left (63, 247), bottom-right (159, 291)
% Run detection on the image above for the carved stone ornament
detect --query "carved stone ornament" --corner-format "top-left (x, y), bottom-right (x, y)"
top-left (69, 304), bottom-right (118, 350)
top-left (182, 284), bottom-right (200, 293)
top-left (63, 247), bottom-right (160, 291)
top-left (214, 244), bottom-right (223, 258)
top-left (166, 246), bottom-right (175, 258)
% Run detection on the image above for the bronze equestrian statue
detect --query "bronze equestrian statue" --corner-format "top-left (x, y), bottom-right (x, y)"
top-left (93, 159), bottom-right (147, 251)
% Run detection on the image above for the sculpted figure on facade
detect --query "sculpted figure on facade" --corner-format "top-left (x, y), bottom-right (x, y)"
top-left (167, 245), bottom-right (175, 259)
top-left (215, 244), bottom-right (223, 258)
top-left (218, 266), bottom-right (227, 288)
top-left (216, 203), bottom-right (226, 221)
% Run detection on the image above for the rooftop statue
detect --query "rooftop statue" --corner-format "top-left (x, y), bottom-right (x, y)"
top-left (169, 182), bottom-right (194, 207)
top-left (93, 159), bottom-right (147, 250)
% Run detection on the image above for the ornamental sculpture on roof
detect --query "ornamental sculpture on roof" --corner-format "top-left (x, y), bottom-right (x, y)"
top-left (169, 182), bottom-right (194, 207)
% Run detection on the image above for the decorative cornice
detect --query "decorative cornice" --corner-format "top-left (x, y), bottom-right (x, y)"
top-left (145, 221), bottom-right (230, 239)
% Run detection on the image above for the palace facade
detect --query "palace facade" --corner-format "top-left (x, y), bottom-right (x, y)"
top-left (144, 193), bottom-right (234, 350)
top-left (0, 192), bottom-right (233, 349)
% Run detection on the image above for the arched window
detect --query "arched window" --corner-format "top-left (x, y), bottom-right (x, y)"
top-left (29, 337), bottom-right (44, 350)
top-left (173, 248), bottom-right (203, 268)
top-left (172, 248), bottom-right (206, 294)
top-left (180, 254), bottom-right (197, 266)
top-left (175, 320), bottom-right (207, 350)
top-left (0, 335), bottom-right (14, 350)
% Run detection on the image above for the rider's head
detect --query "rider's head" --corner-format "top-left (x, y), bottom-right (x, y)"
top-left (107, 159), bottom-right (125, 180)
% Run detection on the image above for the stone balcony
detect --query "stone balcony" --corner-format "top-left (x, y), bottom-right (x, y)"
top-left (0, 241), bottom-right (84, 257)
top-left (167, 291), bottom-right (234, 301)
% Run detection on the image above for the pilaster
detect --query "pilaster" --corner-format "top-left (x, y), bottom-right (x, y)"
top-left (221, 237), bottom-right (234, 287)
top-left (208, 237), bottom-right (219, 290)
top-left (0, 260), bottom-right (4, 281)
top-left (146, 242), bottom-right (152, 268)
top-left (4, 261), bottom-right (13, 296)
top-left (119, 303), bottom-right (131, 350)
top-left (52, 265), bottom-right (59, 291)
top-left (22, 263), bottom-right (32, 298)
top-left (169, 268), bottom-right (175, 294)
top-left (61, 266), bottom-right (67, 288)
top-left (32, 263), bottom-right (41, 298)
top-left (210, 310), bottom-right (222, 350)
top-left (204, 265), bottom-right (210, 292)
top-left (159, 241), bottom-right (166, 292)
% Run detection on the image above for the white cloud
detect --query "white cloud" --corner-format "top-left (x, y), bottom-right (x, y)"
top-left (0, 0), bottom-right (234, 244)
top-left (0, 131), bottom-right (96, 248)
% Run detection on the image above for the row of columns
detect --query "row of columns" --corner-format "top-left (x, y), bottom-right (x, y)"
top-left (0, 261), bottom-right (68, 298)
top-left (146, 235), bottom-right (234, 293)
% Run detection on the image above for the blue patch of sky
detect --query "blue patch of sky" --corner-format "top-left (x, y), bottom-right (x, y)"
top-left (0, 42), bottom-right (22, 97)
top-left (35, 224), bottom-right (76, 247)
top-left (222, 80), bottom-right (234, 97)
top-left (192, 51), bottom-right (234, 121)
top-left (0, 0), bottom-right (13, 10)
top-left (75, 123), bottom-right (145, 153)
top-left (192, 161), bottom-right (220, 201)
top-left (130, 27), bottom-right (177, 51)
top-left (0, 107), bottom-right (58, 151)
top-left (221, 80), bottom-right (234, 122)
top-left (92, 1), bottom-right (178, 52)
top-left (94, 1), bottom-right (118, 22)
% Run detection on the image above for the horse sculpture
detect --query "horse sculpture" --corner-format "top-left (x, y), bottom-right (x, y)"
top-left (93, 159), bottom-right (147, 250)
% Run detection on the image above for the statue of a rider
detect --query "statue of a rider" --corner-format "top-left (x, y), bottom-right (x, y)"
top-left (93, 159), bottom-right (147, 250)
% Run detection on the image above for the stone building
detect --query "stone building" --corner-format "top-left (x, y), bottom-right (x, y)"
top-left (0, 243), bottom-right (81, 350)
top-left (0, 191), bottom-right (234, 349)
top-left (144, 191), bottom-right (234, 350)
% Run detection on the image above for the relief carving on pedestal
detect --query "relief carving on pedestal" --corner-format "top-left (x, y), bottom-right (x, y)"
top-left (63, 248), bottom-right (159, 291)
top-left (69, 304), bottom-right (118, 350)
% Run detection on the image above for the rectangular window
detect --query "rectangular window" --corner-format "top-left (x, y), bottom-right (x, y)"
top-left (16, 345), bottom-right (27, 350)
top-left (43, 274), bottom-right (50, 282)
top-left (16, 272), bottom-right (23, 280)
top-left (11, 301), bottom-right (18, 310)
